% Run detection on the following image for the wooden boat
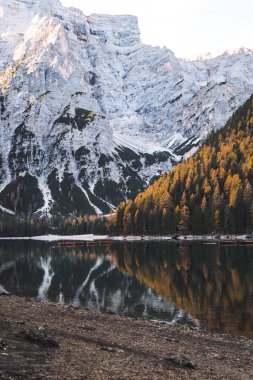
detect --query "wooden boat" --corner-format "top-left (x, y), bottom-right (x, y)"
top-left (86, 241), bottom-right (97, 246)
top-left (240, 240), bottom-right (253, 246)
top-left (218, 240), bottom-right (253, 246)
top-left (58, 242), bottom-right (85, 248)
top-left (218, 240), bottom-right (238, 245)
top-left (87, 241), bottom-right (113, 246)
top-left (98, 241), bottom-right (113, 246)
top-left (58, 240), bottom-right (112, 248)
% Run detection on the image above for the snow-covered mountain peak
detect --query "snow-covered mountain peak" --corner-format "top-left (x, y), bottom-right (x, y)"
top-left (0, 0), bottom-right (253, 217)
top-left (86, 14), bottom-right (140, 47)
top-left (182, 46), bottom-right (253, 62)
top-left (0, 0), bottom-right (62, 24)
top-left (221, 47), bottom-right (253, 57)
top-left (3, 0), bottom-right (63, 12)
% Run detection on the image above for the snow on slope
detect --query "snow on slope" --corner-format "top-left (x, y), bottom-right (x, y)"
top-left (0, 0), bottom-right (253, 216)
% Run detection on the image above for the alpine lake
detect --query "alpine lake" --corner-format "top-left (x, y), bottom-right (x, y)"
top-left (0, 239), bottom-right (253, 338)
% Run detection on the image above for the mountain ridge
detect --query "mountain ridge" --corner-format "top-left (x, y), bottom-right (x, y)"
top-left (110, 95), bottom-right (253, 235)
top-left (0, 0), bottom-right (253, 217)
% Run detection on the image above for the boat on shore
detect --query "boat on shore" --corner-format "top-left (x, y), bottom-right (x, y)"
top-left (57, 241), bottom-right (112, 248)
top-left (218, 240), bottom-right (238, 245)
top-left (218, 240), bottom-right (253, 246)
top-left (239, 240), bottom-right (253, 246)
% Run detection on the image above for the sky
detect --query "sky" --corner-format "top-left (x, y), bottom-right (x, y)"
top-left (61, 0), bottom-right (253, 58)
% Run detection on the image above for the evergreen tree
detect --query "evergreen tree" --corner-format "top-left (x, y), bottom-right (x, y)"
top-left (110, 95), bottom-right (253, 235)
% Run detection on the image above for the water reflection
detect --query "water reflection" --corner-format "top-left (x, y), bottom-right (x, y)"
top-left (38, 257), bottom-right (54, 300)
top-left (110, 242), bottom-right (253, 337)
top-left (72, 257), bottom-right (104, 307)
top-left (0, 241), bottom-right (193, 326)
top-left (0, 240), bottom-right (253, 337)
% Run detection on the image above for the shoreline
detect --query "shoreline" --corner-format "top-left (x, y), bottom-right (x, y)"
top-left (0, 233), bottom-right (253, 242)
top-left (0, 294), bottom-right (253, 379)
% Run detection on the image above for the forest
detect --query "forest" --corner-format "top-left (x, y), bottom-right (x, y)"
top-left (1, 95), bottom-right (253, 237)
top-left (0, 213), bottom-right (108, 237)
top-left (109, 95), bottom-right (253, 235)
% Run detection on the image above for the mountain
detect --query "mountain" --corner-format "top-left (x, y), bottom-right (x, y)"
top-left (111, 95), bottom-right (253, 235)
top-left (0, 0), bottom-right (253, 217)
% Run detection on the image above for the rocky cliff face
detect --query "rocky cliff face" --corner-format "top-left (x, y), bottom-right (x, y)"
top-left (0, 0), bottom-right (253, 216)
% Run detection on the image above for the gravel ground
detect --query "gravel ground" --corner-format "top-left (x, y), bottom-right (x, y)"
top-left (0, 295), bottom-right (253, 379)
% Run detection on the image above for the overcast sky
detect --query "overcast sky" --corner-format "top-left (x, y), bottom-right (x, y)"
top-left (61, 0), bottom-right (253, 58)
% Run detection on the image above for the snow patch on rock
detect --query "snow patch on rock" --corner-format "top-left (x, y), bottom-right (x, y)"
top-left (0, 0), bottom-right (253, 216)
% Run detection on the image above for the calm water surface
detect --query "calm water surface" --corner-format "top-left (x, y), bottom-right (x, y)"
top-left (0, 240), bottom-right (253, 338)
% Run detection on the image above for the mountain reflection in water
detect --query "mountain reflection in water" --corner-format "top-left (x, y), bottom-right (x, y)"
top-left (0, 240), bottom-right (253, 337)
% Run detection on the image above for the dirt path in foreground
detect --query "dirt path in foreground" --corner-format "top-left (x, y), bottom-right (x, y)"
top-left (0, 295), bottom-right (252, 379)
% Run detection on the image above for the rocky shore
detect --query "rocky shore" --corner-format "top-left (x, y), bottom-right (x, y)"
top-left (0, 294), bottom-right (253, 379)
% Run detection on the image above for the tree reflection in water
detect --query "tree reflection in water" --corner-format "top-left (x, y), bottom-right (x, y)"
top-left (111, 242), bottom-right (253, 337)
top-left (0, 240), bottom-right (253, 337)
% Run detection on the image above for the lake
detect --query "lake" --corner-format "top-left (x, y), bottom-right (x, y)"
top-left (0, 240), bottom-right (253, 338)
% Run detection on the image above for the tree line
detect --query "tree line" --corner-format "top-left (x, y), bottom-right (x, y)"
top-left (0, 213), bottom-right (108, 237)
top-left (1, 95), bottom-right (253, 237)
top-left (109, 95), bottom-right (253, 235)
